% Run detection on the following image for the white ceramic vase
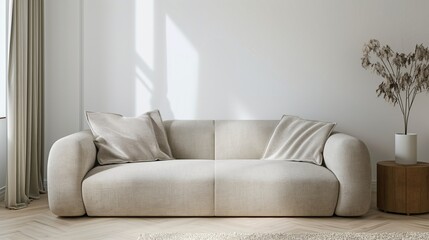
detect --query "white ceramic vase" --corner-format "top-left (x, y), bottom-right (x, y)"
top-left (395, 133), bottom-right (417, 165)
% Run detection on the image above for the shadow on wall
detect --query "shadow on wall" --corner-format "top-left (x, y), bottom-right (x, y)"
top-left (133, 0), bottom-right (174, 118)
top-left (146, 0), bottom-right (287, 120)
top-left (86, 0), bottom-right (298, 120)
top-left (133, 0), bottom-right (202, 119)
top-left (134, 0), bottom-right (343, 120)
top-left (86, 0), bottom-right (350, 120)
top-left (88, 0), bottom-right (196, 119)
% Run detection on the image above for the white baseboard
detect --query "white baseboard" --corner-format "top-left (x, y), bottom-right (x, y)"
top-left (0, 186), bottom-right (5, 201)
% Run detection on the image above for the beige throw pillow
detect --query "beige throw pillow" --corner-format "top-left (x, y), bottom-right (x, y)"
top-left (262, 115), bottom-right (335, 165)
top-left (86, 110), bottom-right (173, 165)
top-left (145, 110), bottom-right (173, 158)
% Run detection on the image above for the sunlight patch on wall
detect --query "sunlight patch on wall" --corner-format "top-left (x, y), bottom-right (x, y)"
top-left (135, 0), bottom-right (153, 69)
top-left (135, 67), bottom-right (153, 115)
top-left (166, 15), bottom-right (199, 119)
top-left (134, 0), bottom-right (154, 115)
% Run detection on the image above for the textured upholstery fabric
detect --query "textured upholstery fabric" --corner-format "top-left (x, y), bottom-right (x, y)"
top-left (47, 131), bottom-right (96, 216)
top-left (86, 111), bottom-right (171, 165)
top-left (48, 121), bottom-right (371, 217)
top-left (145, 110), bottom-right (173, 158)
top-left (215, 160), bottom-right (339, 216)
top-left (324, 133), bottom-right (371, 216)
top-left (164, 120), bottom-right (215, 159)
top-left (262, 115), bottom-right (335, 165)
top-left (215, 121), bottom-right (278, 159)
top-left (82, 160), bottom-right (215, 216)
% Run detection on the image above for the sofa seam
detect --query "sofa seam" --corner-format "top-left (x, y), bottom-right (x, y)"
top-left (213, 120), bottom-right (216, 216)
top-left (213, 120), bottom-right (216, 160)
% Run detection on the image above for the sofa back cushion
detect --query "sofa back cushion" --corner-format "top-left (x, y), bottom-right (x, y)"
top-left (164, 120), bottom-right (215, 159)
top-left (215, 120), bottom-right (278, 159)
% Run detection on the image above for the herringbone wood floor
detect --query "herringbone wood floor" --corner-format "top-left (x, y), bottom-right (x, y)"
top-left (1, 193), bottom-right (429, 240)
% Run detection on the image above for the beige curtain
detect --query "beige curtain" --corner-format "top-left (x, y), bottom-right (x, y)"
top-left (6, 0), bottom-right (45, 209)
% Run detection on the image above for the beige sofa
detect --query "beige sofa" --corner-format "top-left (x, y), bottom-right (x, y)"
top-left (47, 120), bottom-right (371, 217)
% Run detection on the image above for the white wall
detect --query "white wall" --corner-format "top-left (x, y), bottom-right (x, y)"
top-left (0, 119), bottom-right (6, 196)
top-left (0, 0), bottom-right (7, 195)
top-left (44, 0), bottom-right (82, 179)
top-left (0, 0), bottom-right (6, 117)
top-left (45, 0), bottom-right (429, 182)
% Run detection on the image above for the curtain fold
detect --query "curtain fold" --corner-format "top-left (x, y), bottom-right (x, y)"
top-left (6, 0), bottom-right (45, 209)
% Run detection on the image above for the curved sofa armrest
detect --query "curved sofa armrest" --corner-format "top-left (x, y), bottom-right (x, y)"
top-left (323, 133), bottom-right (371, 216)
top-left (47, 130), bottom-right (96, 216)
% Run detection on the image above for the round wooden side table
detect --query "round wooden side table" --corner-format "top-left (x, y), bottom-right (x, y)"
top-left (377, 161), bottom-right (429, 215)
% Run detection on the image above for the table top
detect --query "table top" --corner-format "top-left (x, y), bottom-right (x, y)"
top-left (378, 161), bottom-right (429, 168)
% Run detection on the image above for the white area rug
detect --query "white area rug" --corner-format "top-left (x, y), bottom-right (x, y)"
top-left (138, 232), bottom-right (429, 240)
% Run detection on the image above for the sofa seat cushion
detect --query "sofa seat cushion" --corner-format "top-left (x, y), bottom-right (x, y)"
top-left (82, 160), bottom-right (214, 216)
top-left (215, 160), bottom-right (339, 216)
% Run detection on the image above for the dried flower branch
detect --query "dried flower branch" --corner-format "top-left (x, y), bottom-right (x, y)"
top-left (362, 39), bottom-right (429, 134)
